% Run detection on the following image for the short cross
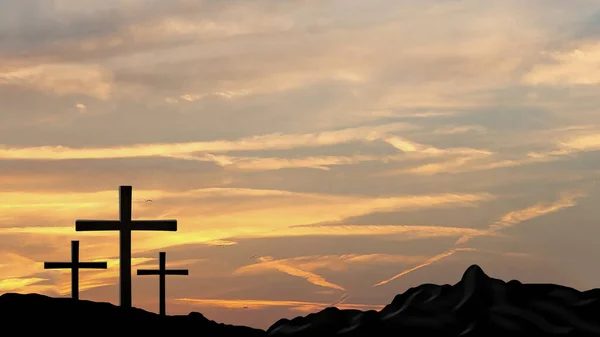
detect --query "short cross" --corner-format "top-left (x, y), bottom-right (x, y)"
top-left (137, 252), bottom-right (188, 316)
top-left (44, 240), bottom-right (107, 300)
top-left (75, 185), bottom-right (177, 308)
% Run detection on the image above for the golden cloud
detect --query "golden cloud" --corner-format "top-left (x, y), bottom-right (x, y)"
top-left (374, 190), bottom-right (586, 287)
top-left (234, 257), bottom-right (346, 292)
top-left (523, 43), bottom-right (600, 85)
top-left (176, 298), bottom-right (384, 312)
top-left (0, 63), bottom-right (113, 99)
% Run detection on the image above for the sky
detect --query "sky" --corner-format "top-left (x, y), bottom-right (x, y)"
top-left (2, 0), bottom-right (600, 329)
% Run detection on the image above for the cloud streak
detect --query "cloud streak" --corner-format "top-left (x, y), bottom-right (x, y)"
top-left (373, 248), bottom-right (475, 287)
top-left (234, 256), bottom-right (346, 292)
top-left (176, 298), bottom-right (384, 312)
top-left (374, 190), bottom-right (588, 287)
top-left (0, 123), bottom-right (414, 160)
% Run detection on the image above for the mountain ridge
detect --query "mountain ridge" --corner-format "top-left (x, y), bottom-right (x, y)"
top-left (3, 264), bottom-right (600, 336)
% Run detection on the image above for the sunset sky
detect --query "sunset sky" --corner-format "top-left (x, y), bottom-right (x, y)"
top-left (2, 0), bottom-right (600, 329)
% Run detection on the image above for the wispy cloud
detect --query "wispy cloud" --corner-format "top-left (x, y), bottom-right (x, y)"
top-left (523, 42), bottom-right (600, 85)
top-left (373, 248), bottom-right (475, 287)
top-left (0, 123), bottom-right (494, 173)
top-left (176, 298), bottom-right (384, 312)
top-left (41, 257), bottom-right (154, 295)
top-left (0, 63), bottom-right (113, 99)
top-left (0, 123), bottom-right (414, 160)
top-left (374, 190), bottom-right (587, 287)
top-left (0, 188), bottom-right (494, 248)
top-left (456, 191), bottom-right (586, 244)
top-left (0, 277), bottom-right (46, 292)
top-left (234, 256), bottom-right (346, 292)
top-left (234, 253), bottom-right (432, 290)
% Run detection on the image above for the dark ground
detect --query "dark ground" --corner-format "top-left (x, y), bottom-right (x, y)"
top-left (3, 265), bottom-right (600, 337)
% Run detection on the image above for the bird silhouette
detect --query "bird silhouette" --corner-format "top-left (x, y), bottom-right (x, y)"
top-left (145, 199), bottom-right (153, 203)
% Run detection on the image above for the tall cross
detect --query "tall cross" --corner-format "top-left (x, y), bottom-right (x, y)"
top-left (137, 252), bottom-right (188, 316)
top-left (44, 240), bottom-right (107, 300)
top-left (75, 186), bottom-right (177, 308)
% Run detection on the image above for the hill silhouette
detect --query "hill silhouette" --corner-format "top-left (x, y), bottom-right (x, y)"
top-left (3, 265), bottom-right (600, 336)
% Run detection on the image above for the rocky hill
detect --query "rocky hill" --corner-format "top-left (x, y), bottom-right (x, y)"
top-left (3, 265), bottom-right (600, 336)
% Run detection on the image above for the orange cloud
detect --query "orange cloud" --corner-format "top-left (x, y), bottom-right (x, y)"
top-left (237, 254), bottom-right (431, 276)
top-left (558, 132), bottom-right (600, 153)
top-left (0, 123), bottom-right (492, 173)
top-left (374, 191), bottom-right (586, 287)
top-left (456, 191), bottom-right (585, 244)
top-left (0, 123), bottom-right (412, 160)
top-left (47, 257), bottom-right (154, 295)
top-left (234, 256), bottom-right (346, 292)
top-left (0, 251), bottom-right (44, 280)
top-left (176, 298), bottom-right (384, 312)
top-left (0, 277), bottom-right (46, 293)
top-left (523, 42), bottom-right (600, 85)
top-left (373, 248), bottom-right (475, 287)
top-left (0, 188), bottom-right (494, 253)
top-left (0, 63), bottom-right (113, 99)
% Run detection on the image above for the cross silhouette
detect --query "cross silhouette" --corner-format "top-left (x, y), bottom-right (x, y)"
top-left (137, 252), bottom-right (188, 316)
top-left (44, 240), bottom-right (107, 300)
top-left (75, 186), bottom-right (177, 308)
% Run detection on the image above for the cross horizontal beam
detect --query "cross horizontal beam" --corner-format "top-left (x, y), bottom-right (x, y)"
top-left (137, 269), bottom-right (189, 276)
top-left (44, 262), bottom-right (107, 269)
top-left (44, 262), bottom-right (72, 269)
top-left (75, 220), bottom-right (177, 231)
top-left (75, 220), bottom-right (120, 231)
top-left (131, 220), bottom-right (177, 231)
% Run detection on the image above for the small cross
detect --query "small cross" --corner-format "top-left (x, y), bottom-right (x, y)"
top-left (44, 240), bottom-right (107, 300)
top-left (137, 252), bottom-right (188, 316)
top-left (75, 186), bottom-right (177, 308)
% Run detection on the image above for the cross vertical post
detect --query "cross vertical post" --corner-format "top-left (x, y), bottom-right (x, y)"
top-left (44, 240), bottom-right (107, 300)
top-left (75, 185), bottom-right (178, 308)
top-left (159, 252), bottom-right (166, 316)
top-left (71, 240), bottom-right (79, 300)
top-left (137, 252), bottom-right (188, 316)
top-left (120, 185), bottom-right (133, 309)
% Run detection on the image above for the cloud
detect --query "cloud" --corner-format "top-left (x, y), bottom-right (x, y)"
top-left (233, 253), bottom-right (434, 294)
top-left (379, 125), bottom-right (600, 176)
top-left (0, 188), bottom-right (494, 249)
top-left (281, 224), bottom-right (494, 241)
top-left (523, 42), bottom-right (600, 85)
top-left (238, 253), bottom-right (430, 274)
top-left (432, 125), bottom-right (488, 135)
top-left (0, 122), bottom-right (492, 174)
top-left (558, 131), bottom-right (600, 153)
top-left (0, 252), bottom-right (47, 292)
top-left (176, 298), bottom-right (384, 312)
top-left (387, 154), bottom-right (562, 176)
top-left (374, 190), bottom-right (588, 287)
top-left (456, 190), bottom-right (586, 244)
top-left (373, 248), bottom-right (475, 287)
top-left (203, 239), bottom-right (238, 247)
top-left (373, 247), bottom-right (537, 288)
top-left (234, 256), bottom-right (346, 292)
top-left (39, 257), bottom-right (154, 295)
top-left (0, 122), bottom-right (414, 160)
top-left (0, 277), bottom-right (46, 292)
top-left (488, 191), bottom-right (584, 232)
top-left (0, 63), bottom-right (113, 99)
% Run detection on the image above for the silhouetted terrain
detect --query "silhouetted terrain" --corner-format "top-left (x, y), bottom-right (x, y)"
top-left (3, 265), bottom-right (600, 336)
top-left (0, 292), bottom-right (264, 335)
